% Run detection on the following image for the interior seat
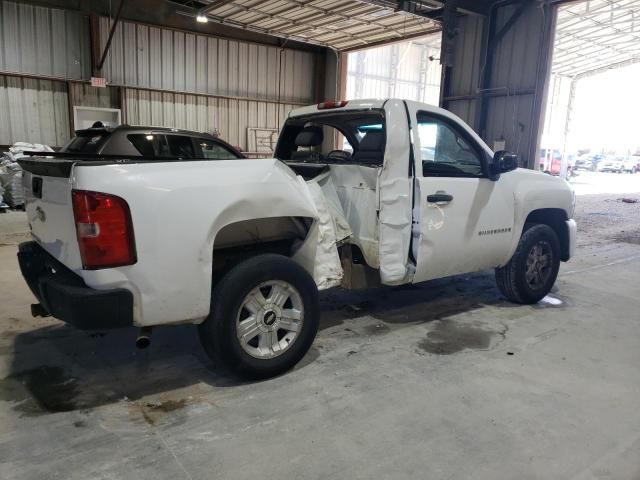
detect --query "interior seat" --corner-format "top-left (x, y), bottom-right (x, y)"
top-left (291, 126), bottom-right (324, 161)
top-left (353, 131), bottom-right (384, 165)
top-left (327, 150), bottom-right (352, 161)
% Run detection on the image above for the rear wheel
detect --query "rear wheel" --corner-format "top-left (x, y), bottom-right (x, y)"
top-left (495, 224), bottom-right (561, 304)
top-left (199, 254), bottom-right (319, 379)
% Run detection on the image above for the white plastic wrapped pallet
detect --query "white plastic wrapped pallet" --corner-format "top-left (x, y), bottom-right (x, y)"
top-left (0, 142), bottom-right (54, 207)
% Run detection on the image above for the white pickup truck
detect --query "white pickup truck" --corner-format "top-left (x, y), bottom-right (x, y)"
top-left (18, 99), bottom-right (576, 378)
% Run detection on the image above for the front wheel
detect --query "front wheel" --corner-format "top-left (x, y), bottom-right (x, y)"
top-left (199, 254), bottom-right (319, 379)
top-left (495, 224), bottom-right (561, 304)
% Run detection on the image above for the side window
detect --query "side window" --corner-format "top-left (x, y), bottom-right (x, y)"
top-left (417, 114), bottom-right (484, 177)
top-left (166, 135), bottom-right (196, 159)
top-left (198, 139), bottom-right (240, 159)
top-left (127, 134), bottom-right (156, 157)
top-left (127, 134), bottom-right (171, 158)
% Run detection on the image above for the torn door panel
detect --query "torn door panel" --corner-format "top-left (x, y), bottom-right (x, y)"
top-left (300, 175), bottom-right (350, 290)
top-left (328, 165), bottom-right (379, 268)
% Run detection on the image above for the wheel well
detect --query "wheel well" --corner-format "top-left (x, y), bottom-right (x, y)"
top-left (211, 216), bottom-right (313, 289)
top-left (524, 208), bottom-right (570, 261)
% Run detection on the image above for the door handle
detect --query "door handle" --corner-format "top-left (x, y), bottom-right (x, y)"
top-left (427, 193), bottom-right (453, 204)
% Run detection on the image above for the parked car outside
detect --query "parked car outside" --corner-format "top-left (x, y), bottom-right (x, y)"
top-left (539, 148), bottom-right (562, 174)
top-left (597, 157), bottom-right (625, 173)
top-left (574, 154), bottom-right (603, 172)
top-left (539, 148), bottom-right (573, 178)
top-left (573, 155), bottom-right (591, 171)
top-left (621, 158), bottom-right (638, 174)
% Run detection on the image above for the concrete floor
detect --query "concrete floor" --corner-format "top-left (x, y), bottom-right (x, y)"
top-left (1, 184), bottom-right (639, 479)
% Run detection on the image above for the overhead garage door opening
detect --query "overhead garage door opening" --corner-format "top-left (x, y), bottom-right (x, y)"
top-left (344, 33), bottom-right (442, 105)
top-left (541, 0), bottom-right (640, 195)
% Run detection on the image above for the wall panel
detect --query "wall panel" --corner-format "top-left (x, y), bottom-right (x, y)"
top-left (124, 87), bottom-right (299, 152)
top-left (101, 18), bottom-right (319, 104)
top-left (442, 4), bottom-right (557, 167)
top-left (0, 75), bottom-right (69, 146)
top-left (70, 83), bottom-right (119, 109)
top-left (0, 1), bottom-right (90, 80)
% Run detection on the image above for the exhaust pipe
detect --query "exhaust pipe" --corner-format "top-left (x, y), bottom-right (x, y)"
top-left (31, 303), bottom-right (50, 318)
top-left (136, 327), bottom-right (152, 349)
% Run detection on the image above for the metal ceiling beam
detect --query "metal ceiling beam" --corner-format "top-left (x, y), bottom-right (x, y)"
top-left (395, 0), bottom-right (486, 18)
top-left (202, 0), bottom-right (424, 34)
top-left (186, 0), bottom-right (445, 51)
top-left (339, 25), bottom-right (442, 52)
top-left (198, 0), bottom-right (234, 15)
top-left (552, 0), bottom-right (640, 76)
top-left (571, 55), bottom-right (640, 78)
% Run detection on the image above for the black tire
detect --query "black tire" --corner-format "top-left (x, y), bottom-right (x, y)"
top-left (198, 254), bottom-right (319, 379)
top-left (495, 224), bottom-right (561, 304)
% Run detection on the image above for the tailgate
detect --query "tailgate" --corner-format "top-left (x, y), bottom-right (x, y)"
top-left (19, 158), bottom-right (83, 271)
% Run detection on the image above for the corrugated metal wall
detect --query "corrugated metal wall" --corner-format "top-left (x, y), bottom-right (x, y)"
top-left (442, 4), bottom-right (557, 168)
top-left (346, 38), bottom-right (442, 105)
top-left (482, 4), bottom-right (546, 161)
top-left (70, 83), bottom-right (119, 109)
top-left (0, 0), bottom-right (90, 80)
top-left (123, 88), bottom-right (300, 150)
top-left (99, 18), bottom-right (318, 104)
top-left (0, 74), bottom-right (70, 146)
top-left (0, 3), bottom-right (325, 149)
top-left (442, 15), bottom-right (484, 128)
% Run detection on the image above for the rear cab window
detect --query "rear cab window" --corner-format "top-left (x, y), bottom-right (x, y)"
top-left (275, 110), bottom-right (386, 166)
top-left (62, 132), bottom-right (110, 153)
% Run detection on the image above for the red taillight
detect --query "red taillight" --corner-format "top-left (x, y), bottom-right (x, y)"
top-left (72, 190), bottom-right (136, 269)
top-left (317, 100), bottom-right (348, 110)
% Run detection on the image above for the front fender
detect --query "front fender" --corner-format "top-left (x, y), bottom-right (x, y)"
top-left (501, 169), bottom-right (574, 264)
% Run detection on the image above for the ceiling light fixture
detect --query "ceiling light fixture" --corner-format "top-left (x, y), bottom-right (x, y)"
top-left (196, 14), bottom-right (208, 23)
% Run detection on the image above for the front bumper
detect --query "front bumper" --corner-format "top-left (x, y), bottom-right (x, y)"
top-left (17, 241), bottom-right (133, 329)
top-left (565, 219), bottom-right (577, 261)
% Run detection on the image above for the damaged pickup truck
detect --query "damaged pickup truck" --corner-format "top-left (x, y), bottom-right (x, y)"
top-left (18, 99), bottom-right (576, 378)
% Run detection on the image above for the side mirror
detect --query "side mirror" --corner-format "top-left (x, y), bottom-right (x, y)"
top-left (489, 150), bottom-right (519, 180)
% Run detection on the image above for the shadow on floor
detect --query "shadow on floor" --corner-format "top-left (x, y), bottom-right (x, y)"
top-left (1, 270), bottom-right (518, 416)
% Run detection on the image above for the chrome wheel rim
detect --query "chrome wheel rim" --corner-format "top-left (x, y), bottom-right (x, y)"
top-left (235, 281), bottom-right (304, 359)
top-left (525, 240), bottom-right (553, 289)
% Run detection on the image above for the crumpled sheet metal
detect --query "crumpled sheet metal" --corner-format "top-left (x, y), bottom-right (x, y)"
top-left (377, 99), bottom-right (414, 285)
top-left (303, 177), bottom-right (350, 290)
top-left (330, 165), bottom-right (379, 269)
top-left (314, 170), bottom-right (352, 243)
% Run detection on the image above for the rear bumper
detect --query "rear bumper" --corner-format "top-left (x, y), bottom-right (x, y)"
top-left (17, 241), bottom-right (133, 329)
